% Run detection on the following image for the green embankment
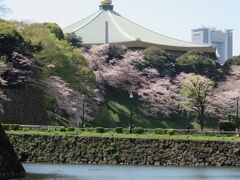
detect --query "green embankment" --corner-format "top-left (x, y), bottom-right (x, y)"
top-left (93, 87), bottom-right (219, 129)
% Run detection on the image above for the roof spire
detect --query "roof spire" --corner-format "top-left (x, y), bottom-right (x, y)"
top-left (100, 0), bottom-right (113, 10)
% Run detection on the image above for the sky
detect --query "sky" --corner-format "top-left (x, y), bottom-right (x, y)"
top-left (2, 0), bottom-right (240, 55)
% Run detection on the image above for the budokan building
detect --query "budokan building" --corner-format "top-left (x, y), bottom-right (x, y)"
top-left (64, 0), bottom-right (216, 58)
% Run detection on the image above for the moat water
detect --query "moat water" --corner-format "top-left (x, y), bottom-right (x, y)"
top-left (19, 163), bottom-right (240, 180)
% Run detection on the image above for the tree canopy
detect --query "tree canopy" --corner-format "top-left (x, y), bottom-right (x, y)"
top-left (143, 47), bottom-right (175, 76)
top-left (179, 73), bottom-right (214, 130)
top-left (176, 50), bottom-right (224, 80)
top-left (0, 21), bottom-right (27, 56)
top-left (0, 20), bottom-right (97, 126)
top-left (1, 18), bottom-right (240, 129)
top-left (43, 23), bottom-right (64, 40)
top-left (21, 23), bottom-right (95, 93)
top-left (65, 32), bottom-right (82, 48)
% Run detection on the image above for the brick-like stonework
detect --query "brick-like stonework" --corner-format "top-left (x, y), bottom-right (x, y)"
top-left (8, 134), bottom-right (240, 167)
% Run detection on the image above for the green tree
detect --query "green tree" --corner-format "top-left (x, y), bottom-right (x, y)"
top-left (43, 22), bottom-right (64, 40)
top-left (176, 50), bottom-right (223, 80)
top-left (65, 32), bottom-right (82, 48)
top-left (180, 74), bottom-right (214, 130)
top-left (107, 44), bottom-right (126, 60)
top-left (21, 23), bottom-right (95, 94)
top-left (143, 47), bottom-right (175, 76)
top-left (0, 21), bottom-right (26, 56)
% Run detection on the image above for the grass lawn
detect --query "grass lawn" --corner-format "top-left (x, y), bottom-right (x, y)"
top-left (6, 129), bottom-right (240, 142)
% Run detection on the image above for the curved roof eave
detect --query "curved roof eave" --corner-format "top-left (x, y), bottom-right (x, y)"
top-left (83, 40), bottom-right (216, 53)
top-left (121, 41), bottom-right (216, 53)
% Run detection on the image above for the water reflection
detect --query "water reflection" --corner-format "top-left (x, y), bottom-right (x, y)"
top-left (19, 163), bottom-right (240, 180)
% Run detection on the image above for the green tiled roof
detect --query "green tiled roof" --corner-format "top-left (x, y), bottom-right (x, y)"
top-left (63, 7), bottom-right (215, 52)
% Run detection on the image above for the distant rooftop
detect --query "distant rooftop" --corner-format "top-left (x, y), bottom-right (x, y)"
top-left (64, 0), bottom-right (215, 53)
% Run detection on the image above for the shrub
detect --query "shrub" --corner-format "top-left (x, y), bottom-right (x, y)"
top-left (2, 124), bottom-right (11, 131)
top-left (10, 124), bottom-right (20, 131)
top-left (122, 128), bottom-right (129, 134)
top-left (96, 127), bottom-right (105, 133)
top-left (167, 129), bottom-right (175, 136)
top-left (79, 128), bottom-right (85, 132)
top-left (227, 114), bottom-right (237, 122)
top-left (84, 128), bottom-right (95, 132)
top-left (47, 127), bottom-right (57, 132)
top-left (155, 128), bottom-right (166, 135)
top-left (219, 121), bottom-right (235, 131)
top-left (225, 56), bottom-right (240, 66)
top-left (115, 127), bottom-right (123, 134)
top-left (134, 127), bottom-right (144, 134)
top-left (67, 127), bottom-right (75, 131)
top-left (38, 128), bottom-right (47, 131)
top-left (2, 124), bottom-right (20, 131)
top-left (59, 127), bottom-right (66, 132)
top-left (22, 128), bottom-right (29, 132)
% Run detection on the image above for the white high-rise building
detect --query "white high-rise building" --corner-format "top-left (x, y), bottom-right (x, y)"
top-left (192, 27), bottom-right (233, 64)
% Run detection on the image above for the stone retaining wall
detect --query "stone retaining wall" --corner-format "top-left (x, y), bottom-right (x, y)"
top-left (0, 88), bottom-right (48, 125)
top-left (8, 134), bottom-right (240, 167)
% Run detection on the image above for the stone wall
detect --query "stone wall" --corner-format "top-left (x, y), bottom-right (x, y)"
top-left (0, 88), bottom-right (48, 125)
top-left (0, 126), bottom-right (25, 179)
top-left (8, 134), bottom-right (240, 167)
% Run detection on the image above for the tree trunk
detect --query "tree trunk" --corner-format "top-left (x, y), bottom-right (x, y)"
top-left (200, 115), bottom-right (204, 131)
top-left (199, 107), bottom-right (205, 131)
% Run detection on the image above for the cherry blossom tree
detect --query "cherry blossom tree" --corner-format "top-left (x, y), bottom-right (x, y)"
top-left (84, 45), bottom-right (144, 90)
top-left (177, 73), bottom-right (214, 130)
top-left (102, 51), bottom-right (146, 92)
top-left (137, 77), bottom-right (180, 116)
top-left (0, 52), bottom-right (39, 114)
top-left (211, 66), bottom-right (240, 119)
top-left (0, 57), bottom-right (8, 114)
top-left (41, 76), bottom-right (103, 126)
top-left (85, 45), bottom-right (180, 116)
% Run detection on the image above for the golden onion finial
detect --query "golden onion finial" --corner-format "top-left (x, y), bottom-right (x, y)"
top-left (101, 0), bottom-right (112, 5)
